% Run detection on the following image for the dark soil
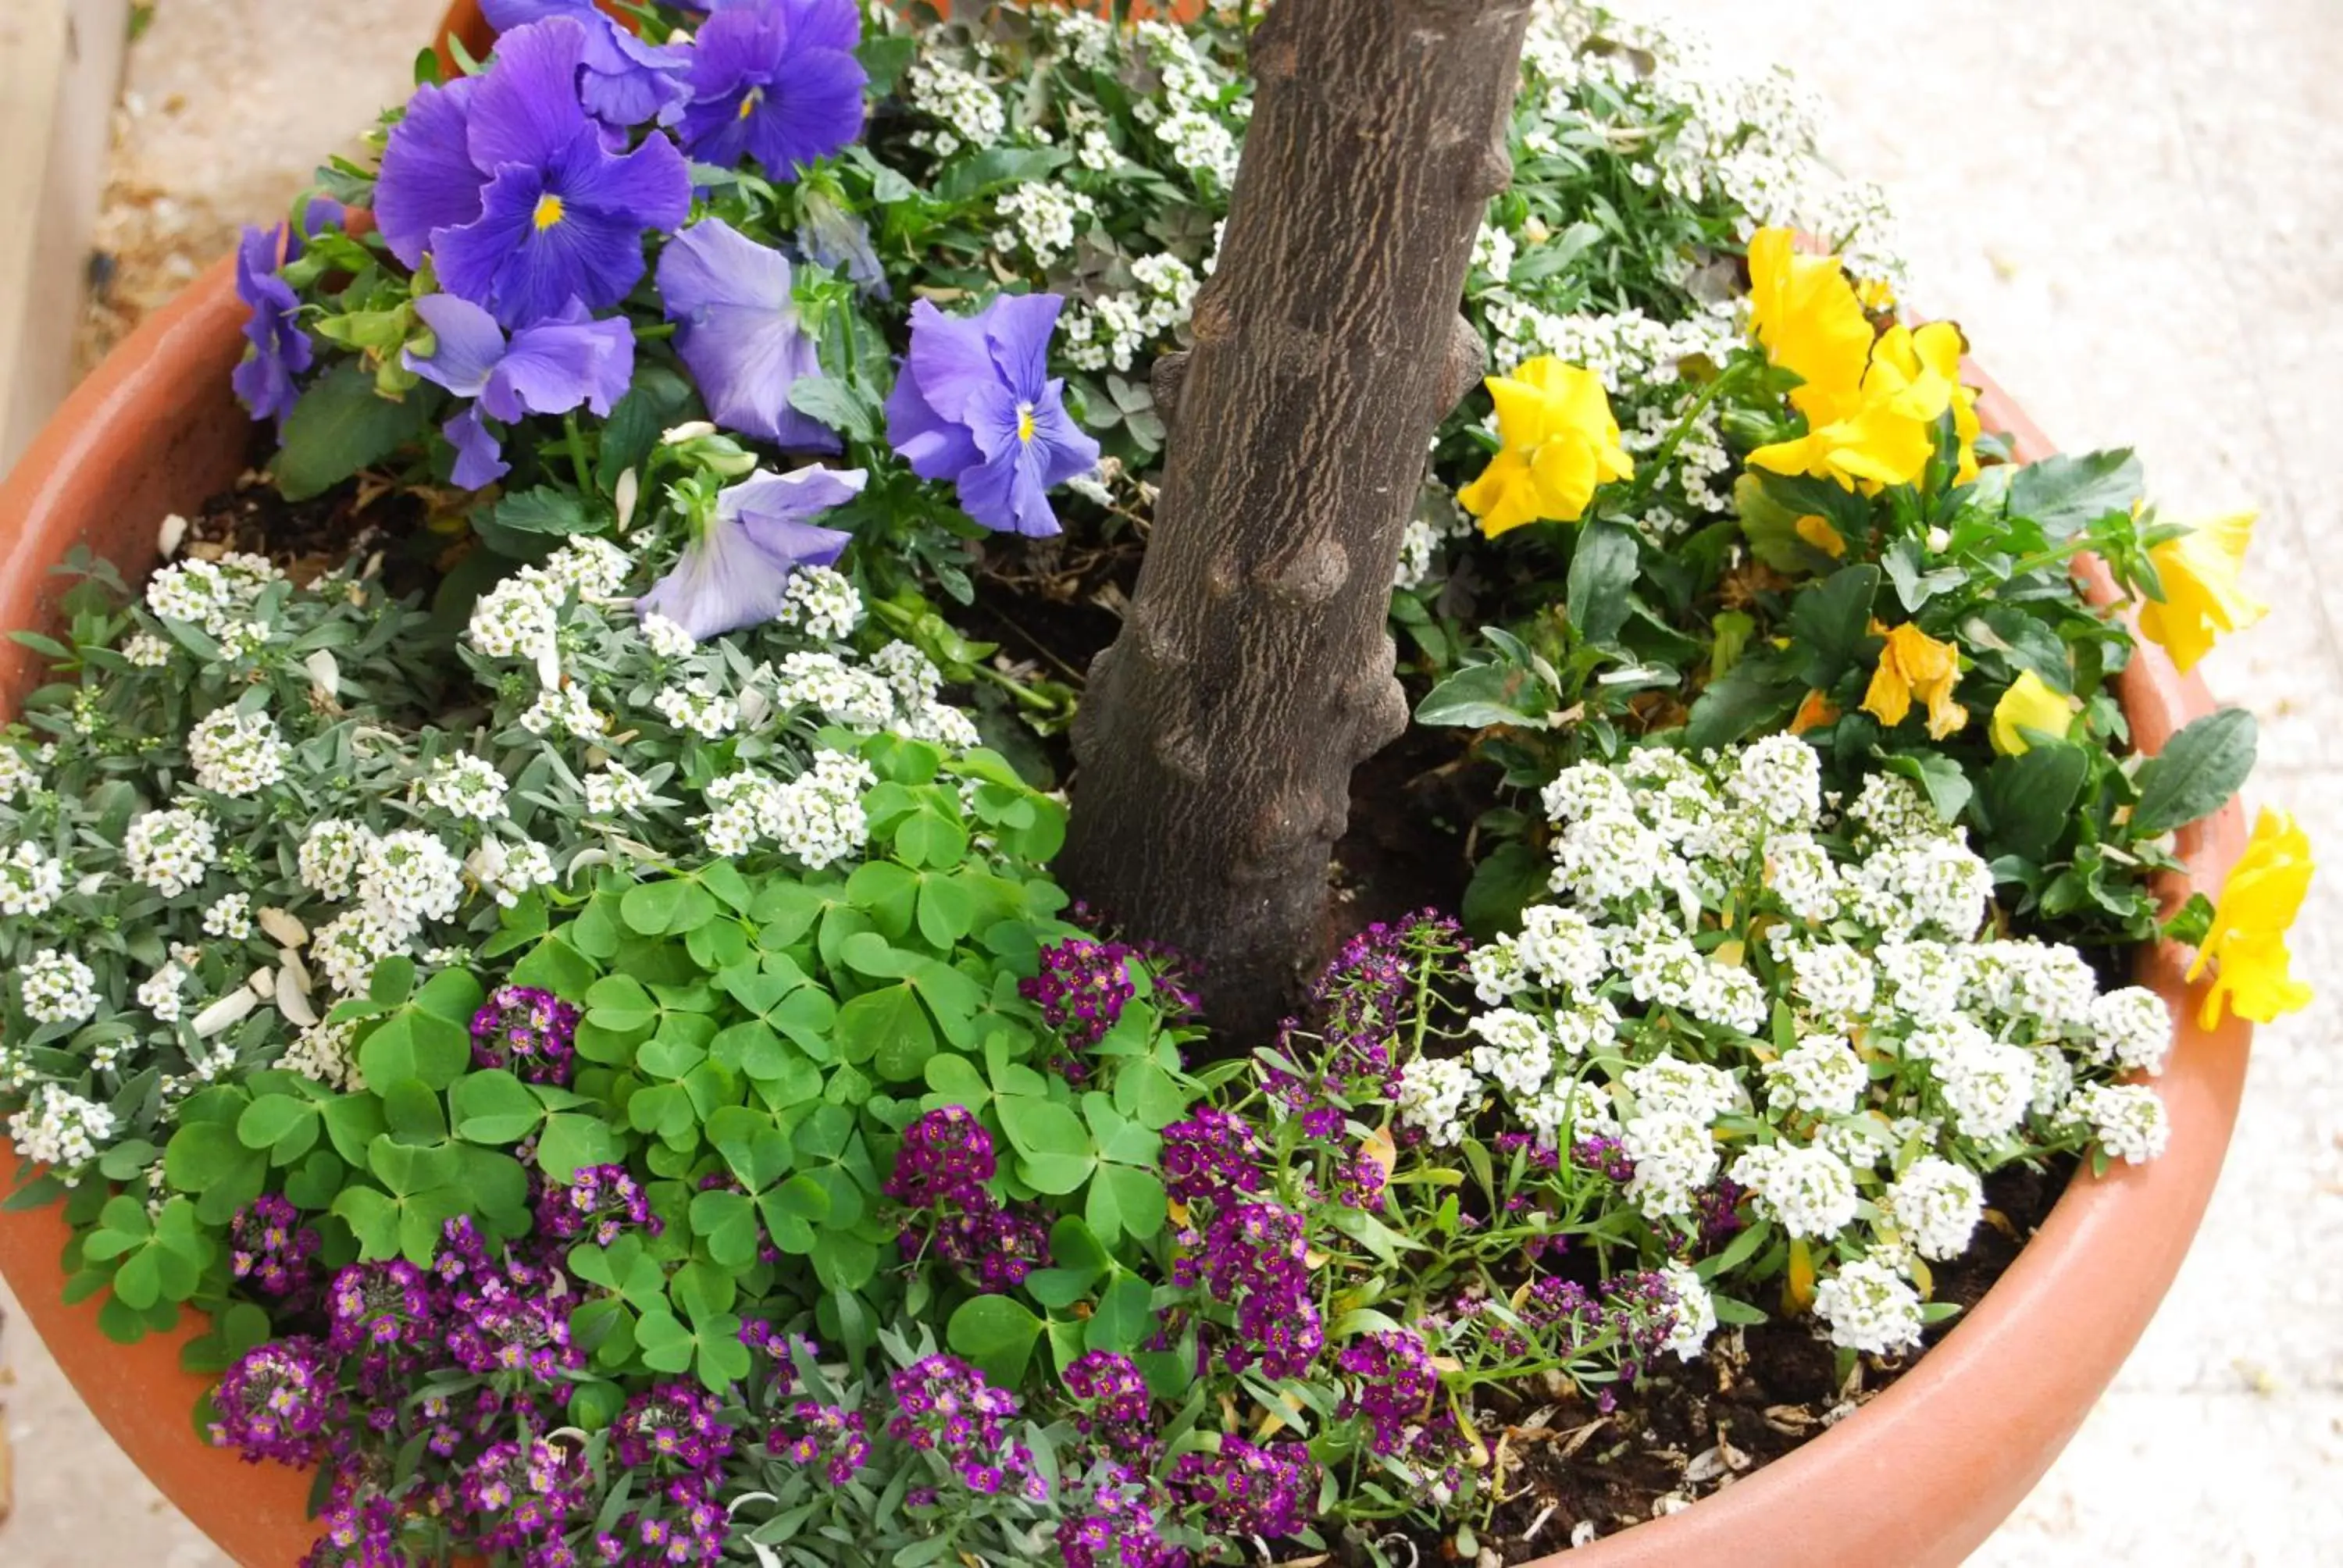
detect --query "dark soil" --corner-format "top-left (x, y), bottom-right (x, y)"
top-left (180, 426), bottom-right (440, 590)
top-left (1343, 1161), bottom-right (2069, 1565)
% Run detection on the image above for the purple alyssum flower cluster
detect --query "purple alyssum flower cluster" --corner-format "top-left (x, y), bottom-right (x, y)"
top-left (1176, 1200), bottom-right (1325, 1380)
top-left (469, 984), bottom-right (581, 1085)
top-left (886, 1106), bottom-right (1050, 1291)
top-left (229, 1193), bottom-right (323, 1306)
top-left (886, 1353), bottom-right (1044, 1501)
top-left (1165, 1438), bottom-right (1317, 1540)
top-left (1021, 934), bottom-right (1139, 1072)
top-left (537, 1161), bottom-right (658, 1246)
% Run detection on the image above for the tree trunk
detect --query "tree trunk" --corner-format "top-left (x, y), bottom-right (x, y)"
top-left (1061, 0), bottom-right (1534, 1041)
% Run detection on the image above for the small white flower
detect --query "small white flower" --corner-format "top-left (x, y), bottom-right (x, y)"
top-left (1726, 733), bottom-right (1823, 830)
top-left (773, 565), bottom-right (864, 641)
top-left (1730, 1140), bottom-right (1858, 1238)
top-left (123, 633), bottom-right (173, 668)
top-left (469, 838), bottom-right (555, 908)
top-left (541, 537), bottom-right (632, 598)
top-left (1763, 832), bottom-right (1842, 924)
top-left (0, 841), bottom-right (66, 918)
top-left (137, 963), bottom-right (187, 1023)
top-left (1516, 904), bottom-right (1609, 993)
top-left (280, 1018), bottom-right (362, 1092)
top-left (1783, 939), bottom-right (1877, 1023)
top-left (358, 829), bottom-right (465, 933)
top-left (1660, 1263), bottom-right (1717, 1360)
top-left (654, 681), bottom-right (741, 739)
top-left (187, 706), bottom-right (289, 797)
top-left (23, 949), bottom-right (102, 1025)
top-left (2068, 1082), bottom-right (2170, 1164)
top-left (312, 907), bottom-right (409, 994)
top-left (202, 893), bottom-right (254, 939)
top-left (1931, 1034), bottom-right (2038, 1142)
top-left (1466, 1008), bottom-right (1553, 1098)
top-left (421, 754), bottom-right (510, 822)
top-left (6, 1083), bottom-right (116, 1174)
top-left (1623, 1055), bottom-right (1740, 1122)
top-left (585, 763), bottom-right (654, 819)
top-left (1813, 1259), bottom-right (1924, 1355)
top-left (1521, 1078), bottom-right (1617, 1150)
top-left (638, 611), bottom-right (697, 659)
top-left (1884, 1156), bottom-right (1984, 1260)
top-left (0, 747), bottom-right (39, 804)
top-left (467, 572), bottom-right (561, 670)
top-left (769, 750), bottom-right (876, 869)
top-left (2084, 986), bottom-right (2173, 1074)
top-left (1621, 1111), bottom-right (1720, 1218)
top-left (1396, 1056), bottom-right (1482, 1146)
top-left (297, 818), bottom-right (374, 901)
top-left (125, 807), bottom-right (219, 899)
top-left (1763, 1033), bottom-right (1867, 1117)
top-left (1539, 761), bottom-right (1634, 825)
top-left (1467, 935), bottom-right (1531, 1005)
top-left (519, 683), bottom-right (606, 738)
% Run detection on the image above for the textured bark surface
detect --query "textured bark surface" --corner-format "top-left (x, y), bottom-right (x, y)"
top-left (1061, 0), bottom-right (1535, 1040)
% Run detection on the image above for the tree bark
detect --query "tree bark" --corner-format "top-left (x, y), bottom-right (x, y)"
top-left (1060, 0), bottom-right (1534, 1041)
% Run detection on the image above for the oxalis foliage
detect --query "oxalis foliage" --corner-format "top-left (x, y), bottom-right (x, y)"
top-left (0, 2), bottom-right (2311, 1566)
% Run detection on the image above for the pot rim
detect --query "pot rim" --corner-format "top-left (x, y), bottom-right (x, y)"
top-left (0, 260), bottom-right (2250, 1568)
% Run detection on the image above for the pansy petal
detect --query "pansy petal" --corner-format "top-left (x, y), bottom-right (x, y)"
top-left (957, 441), bottom-right (1059, 538)
top-left (902, 299), bottom-right (999, 424)
top-left (1028, 380), bottom-right (1101, 487)
top-left (444, 406), bottom-right (511, 489)
top-left (979, 292), bottom-right (1063, 399)
top-left (883, 364), bottom-right (982, 480)
top-left (480, 0), bottom-right (594, 27)
top-left (747, 46), bottom-right (868, 174)
top-left (779, 0), bottom-right (863, 55)
top-left (556, 121), bottom-right (691, 237)
top-left (717, 465), bottom-right (869, 530)
top-left (488, 310), bottom-right (636, 421)
top-left (373, 77), bottom-right (484, 269)
top-left (466, 16), bottom-right (594, 173)
top-left (637, 526), bottom-right (793, 640)
top-left (658, 217), bottom-right (790, 315)
top-left (405, 294), bottom-right (508, 398)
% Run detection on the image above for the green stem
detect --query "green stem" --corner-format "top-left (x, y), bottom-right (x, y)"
top-left (1629, 361), bottom-right (1749, 509)
top-left (972, 661), bottom-right (1057, 711)
top-left (562, 413), bottom-right (594, 495)
top-left (633, 322), bottom-right (677, 342)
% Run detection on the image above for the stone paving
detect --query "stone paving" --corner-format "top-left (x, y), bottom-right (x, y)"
top-left (4, 2), bottom-right (2339, 1563)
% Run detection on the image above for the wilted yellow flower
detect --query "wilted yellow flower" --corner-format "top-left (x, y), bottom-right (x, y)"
top-left (1459, 356), bottom-right (1635, 536)
top-left (1863, 622), bottom-right (1967, 739)
top-left (1990, 670), bottom-right (2077, 755)
top-left (1789, 690), bottom-right (1839, 734)
top-left (2189, 808), bottom-right (2315, 1028)
top-left (2137, 512), bottom-right (2269, 673)
top-left (1746, 228), bottom-right (1873, 416)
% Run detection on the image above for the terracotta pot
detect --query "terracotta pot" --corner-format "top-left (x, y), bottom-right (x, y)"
top-left (0, 10), bottom-right (2250, 1563)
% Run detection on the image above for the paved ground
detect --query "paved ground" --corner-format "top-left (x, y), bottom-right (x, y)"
top-left (3, 2), bottom-right (2339, 1563)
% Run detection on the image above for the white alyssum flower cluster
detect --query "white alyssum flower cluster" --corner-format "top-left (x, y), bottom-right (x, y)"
top-left (993, 183), bottom-right (1097, 266)
top-left (1410, 738), bottom-right (2181, 1361)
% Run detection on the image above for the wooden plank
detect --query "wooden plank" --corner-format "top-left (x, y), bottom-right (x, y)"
top-left (0, 0), bottom-right (132, 474)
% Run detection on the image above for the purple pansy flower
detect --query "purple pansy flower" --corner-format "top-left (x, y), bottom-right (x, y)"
top-left (377, 19), bottom-right (691, 328)
top-left (883, 294), bottom-right (1100, 537)
top-left (654, 218), bottom-right (838, 451)
top-left (404, 293), bottom-right (634, 486)
top-left (230, 199), bottom-right (346, 426)
top-left (480, 0), bottom-right (689, 130)
top-left (639, 465), bottom-right (865, 639)
top-left (677, 0), bottom-right (868, 179)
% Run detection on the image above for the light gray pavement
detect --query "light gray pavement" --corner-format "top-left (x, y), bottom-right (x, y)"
top-left (5, 2), bottom-right (2340, 1563)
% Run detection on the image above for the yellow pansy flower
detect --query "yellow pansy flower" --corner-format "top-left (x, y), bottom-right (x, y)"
top-left (1990, 670), bottom-right (2078, 755)
top-left (1749, 397), bottom-right (1939, 493)
top-left (1459, 356), bottom-right (1635, 536)
top-left (2137, 512), bottom-right (2269, 673)
top-left (1862, 622), bottom-right (1967, 739)
top-left (1746, 228), bottom-right (1873, 416)
top-left (1870, 321), bottom-right (1981, 483)
top-left (2189, 808), bottom-right (2316, 1028)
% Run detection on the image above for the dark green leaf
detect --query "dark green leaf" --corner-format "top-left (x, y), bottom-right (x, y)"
top-left (2008, 449), bottom-right (2144, 539)
top-left (1566, 518), bottom-right (1640, 647)
top-left (2132, 707), bottom-right (2257, 837)
top-left (273, 362), bottom-right (432, 501)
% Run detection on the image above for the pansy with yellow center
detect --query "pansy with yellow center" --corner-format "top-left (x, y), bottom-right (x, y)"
top-left (1989, 669), bottom-right (2077, 755)
top-left (2137, 511), bottom-right (2268, 673)
top-left (1458, 356), bottom-right (1635, 536)
top-left (2189, 807), bottom-right (2315, 1028)
top-left (1862, 622), bottom-right (1967, 739)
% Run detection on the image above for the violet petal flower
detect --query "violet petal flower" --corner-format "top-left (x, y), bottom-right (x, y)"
top-left (883, 294), bottom-right (1100, 537)
top-left (444, 404), bottom-right (512, 489)
top-left (638, 465), bottom-right (866, 639)
top-left (231, 223), bottom-right (315, 426)
top-left (480, 0), bottom-right (689, 130)
top-left (432, 19), bottom-right (691, 326)
top-left (373, 77), bottom-right (487, 270)
top-left (406, 294), bottom-right (634, 482)
top-left (677, 1), bottom-right (867, 179)
top-left (654, 218), bottom-right (839, 451)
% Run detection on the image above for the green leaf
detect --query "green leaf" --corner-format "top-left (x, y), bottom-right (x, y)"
top-left (2007, 449), bottom-right (2143, 540)
top-left (1878, 750), bottom-right (1971, 825)
top-left (893, 807), bottom-right (968, 869)
top-left (1566, 518), bottom-right (1641, 647)
top-left (451, 1070), bottom-right (547, 1144)
top-left (333, 1186), bottom-right (400, 1259)
top-left (622, 878), bottom-right (720, 937)
top-left (1414, 659), bottom-right (1553, 730)
top-left (1788, 564), bottom-right (1881, 686)
top-left (786, 379), bottom-right (880, 443)
top-left (2132, 707), bottom-right (2258, 837)
top-left (837, 983), bottom-right (936, 1081)
top-left (934, 146), bottom-right (1071, 203)
top-left (945, 1294), bottom-right (1043, 1386)
top-left (234, 1096), bottom-right (316, 1154)
top-left (537, 1113), bottom-right (622, 1180)
top-left (1085, 1274), bottom-right (1154, 1355)
top-left (633, 1309), bottom-right (695, 1374)
top-left (358, 1010), bottom-right (471, 1092)
top-left (273, 362), bottom-right (431, 501)
top-left (1974, 743), bottom-right (2090, 862)
top-left (1684, 647), bottom-right (1804, 751)
top-left (510, 934), bottom-right (598, 996)
top-left (490, 486), bottom-right (590, 538)
top-left (1085, 1164), bottom-right (1167, 1245)
top-left (997, 1096), bottom-right (1093, 1193)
